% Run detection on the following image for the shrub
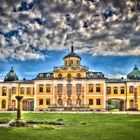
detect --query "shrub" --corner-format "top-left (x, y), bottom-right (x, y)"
top-left (34, 124), bottom-right (55, 130)
top-left (56, 118), bottom-right (63, 122)
top-left (80, 121), bottom-right (87, 125)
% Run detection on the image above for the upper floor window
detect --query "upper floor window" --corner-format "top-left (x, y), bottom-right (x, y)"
top-left (96, 84), bottom-right (101, 92)
top-left (46, 84), bottom-right (50, 92)
top-left (96, 99), bottom-right (101, 105)
top-left (2, 87), bottom-right (6, 96)
top-left (89, 84), bottom-right (93, 92)
top-left (129, 86), bottom-right (134, 93)
top-left (114, 87), bottom-right (118, 94)
top-left (58, 84), bottom-right (63, 93)
top-left (39, 84), bottom-right (43, 93)
top-left (67, 84), bottom-right (72, 93)
top-left (76, 84), bottom-right (81, 92)
top-left (27, 87), bottom-right (31, 94)
top-left (121, 87), bottom-right (125, 94)
top-left (39, 99), bottom-right (43, 105)
top-left (58, 74), bottom-right (62, 79)
top-left (107, 87), bottom-right (111, 94)
top-left (20, 87), bottom-right (24, 94)
top-left (89, 99), bottom-right (93, 105)
top-left (12, 87), bottom-right (16, 94)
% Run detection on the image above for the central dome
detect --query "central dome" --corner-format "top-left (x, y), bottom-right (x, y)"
top-left (4, 67), bottom-right (19, 82)
top-left (63, 46), bottom-right (81, 67)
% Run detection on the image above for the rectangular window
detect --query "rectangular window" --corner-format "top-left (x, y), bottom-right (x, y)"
top-left (20, 87), bottom-right (24, 94)
top-left (39, 84), bottom-right (43, 93)
top-left (12, 87), bottom-right (16, 94)
top-left (114, 87), bottom-right (118, 94)
top-left (46, 84), bottom-right (50, 92)
top-left (89, 99), bottom-right (93, 105)
top-left (96, 84), bottom-right (101, 92)
top-left (39, 99), bottom-right (43, 105)
top-left (27, 87), bottom-right (31, 94)
top-left (121, 87), bottom-right (125, 94)
top-left (107, 87), bottom-right (111, 94)
top-left (76, 84), bottom-right (81, 92)
top-left (2, 87), bottom-right (6, 96)
top-left (129, 86), bottom-right (134, 93)
top-left (58, 84), bottom-right (63, 93)
top-left (89, 84), bottom-right (93, 92)
top-left (96, 99), bottom-right (101, 105)
top-left (67, 84), bottom-right (72, 93)
top-left (46, 99), bottom-right (50, 105)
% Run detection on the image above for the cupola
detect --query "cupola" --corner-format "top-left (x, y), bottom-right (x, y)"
top-left (63, 46), bottom-right (81, 67)
top-left (4, 67), bottom-right (19, 82)
top-left (127, 65), bottom-right (140, 80)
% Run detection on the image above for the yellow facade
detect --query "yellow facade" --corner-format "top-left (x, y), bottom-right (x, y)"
top-left (0, 46), bottom-right (140, 111)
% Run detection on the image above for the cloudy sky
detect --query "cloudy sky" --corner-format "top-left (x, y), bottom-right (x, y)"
top-left (0, 0), bottom-right (140, 80)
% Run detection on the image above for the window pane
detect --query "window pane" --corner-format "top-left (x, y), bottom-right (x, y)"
top-left (27, 87), bottom-right (30, 94)
top-left (89, 84), bottom-right (93, 92)
top-left (46, 99), bottom-right (50, 105)
top-left (39, 84), bottom-right (43, 92)
top-left (20, 87), bottom-right (24, 94)
top-left (114, 87), bottom-right (118, 94)
top-left (39, 99), bottom-right (43, 105)
top-left (67, 84), bottom-right (72, 93)
top-left (89, 99), bottom-right (93, 105)
top-left (96, 84), bottom-right (101, 92)
top-left (58, 84), bottom-right (63, 93)
top-left (96, 99), bottom-right (101, 105)
top-left (2, 87), bottom-right (6, 96)
top-left (76, 84), bottom-right (81, 92)
top-left (12, 87), bottom-right (16, 94)
top-left (46, 84), bottom-right (50, 92)
top-left (129, 86), bottom-right (134, 93)
top-left (107, 87), bottom-right (111, 94)
top-left (121, 87), bottom-right (125, 94)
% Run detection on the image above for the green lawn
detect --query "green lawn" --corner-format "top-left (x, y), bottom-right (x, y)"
top-left (0, 113), bottom-right (140, 140)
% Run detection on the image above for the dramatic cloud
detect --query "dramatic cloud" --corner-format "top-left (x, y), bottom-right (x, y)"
top-left (0, 0), bottom-right (140, 60)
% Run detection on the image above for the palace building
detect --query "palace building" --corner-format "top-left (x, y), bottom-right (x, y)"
top-left (0, 46), bottom-right (140, 111)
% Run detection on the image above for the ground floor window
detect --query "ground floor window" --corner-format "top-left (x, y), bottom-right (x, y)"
top-left (89, 99), bottom-right (93, 105)
top-left (96, 99), bottom-right (101, 105)
top-left (39, 99), bottom-right (43, 105)
top-left (130, 100), bottom-right (134, 108)
top-left (46, 99), bottom-right (50, 105)
top-left (2, 100), bottom-right (6, 109)
top-left (58, 98), bottom-right (63, 106)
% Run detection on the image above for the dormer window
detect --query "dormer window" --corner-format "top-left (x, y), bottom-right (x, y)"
top-left (40, 74), bottom-right (43, 78)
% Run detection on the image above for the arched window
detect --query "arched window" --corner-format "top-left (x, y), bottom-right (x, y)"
top-left (77, 73), bottom-right (81, 78)
top-left (65, 60), bottom-right (67, 66)
top-left (2, 100), bottom-right (6, 109)
top-left (77, 60), bottom-right (79, 65)
top-left (58, 98), bottom-right (63, 106)
top-left (70, 60), bottom-right (73, 65)
top-left (58, 74), bottom-right (62, 79)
